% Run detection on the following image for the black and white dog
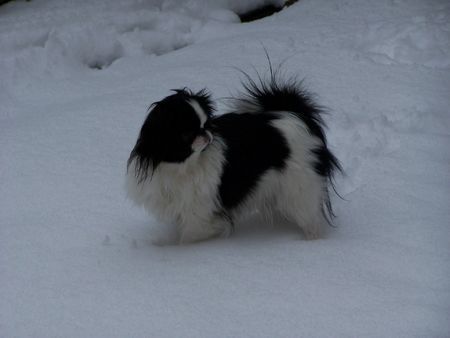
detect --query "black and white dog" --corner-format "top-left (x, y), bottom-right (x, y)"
top-left (126, 73), bottom-right (340, 243)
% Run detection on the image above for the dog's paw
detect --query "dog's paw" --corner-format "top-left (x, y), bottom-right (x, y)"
top-left (150, 227), bottom-right (179, 246)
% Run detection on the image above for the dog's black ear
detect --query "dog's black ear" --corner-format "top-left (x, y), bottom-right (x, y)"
top-left (191, 89), bottom-right (215, 117)
top-left (127, 130), bottom-right (161, 182)
top-left (127, 142), bottom-right (156, 182)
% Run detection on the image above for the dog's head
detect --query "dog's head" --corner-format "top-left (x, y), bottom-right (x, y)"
top-left (128, 88), bottom-right (214, 180)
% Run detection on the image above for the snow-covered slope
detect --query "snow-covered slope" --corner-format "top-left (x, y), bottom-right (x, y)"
top-left (1, 0), bottom-right (449, 337)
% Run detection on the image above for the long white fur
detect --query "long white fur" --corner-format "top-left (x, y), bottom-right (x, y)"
top-left (126, 102), bottom-right (328, 243)
top-left (126, 136), bottom-right (230, 243)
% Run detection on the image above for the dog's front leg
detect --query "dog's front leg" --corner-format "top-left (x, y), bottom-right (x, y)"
top-left (178, 218), bottom-right (231, 244)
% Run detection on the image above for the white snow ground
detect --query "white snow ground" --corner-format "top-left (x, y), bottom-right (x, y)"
top-left (1, 0), bottom-right (449, 337)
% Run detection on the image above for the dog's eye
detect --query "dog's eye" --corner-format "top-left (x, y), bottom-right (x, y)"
top-left (181, 130), bottom-right (196, 142)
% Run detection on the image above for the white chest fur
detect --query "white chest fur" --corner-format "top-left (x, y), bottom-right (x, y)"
top-left (126, 139), bottom-right (226, 228)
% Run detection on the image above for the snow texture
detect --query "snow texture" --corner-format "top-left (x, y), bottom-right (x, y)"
top-left (1, 0), bottom-right (449, 337)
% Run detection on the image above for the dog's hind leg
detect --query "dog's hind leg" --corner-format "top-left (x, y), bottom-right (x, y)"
top-left (276, 169), bottom-right (327, 240)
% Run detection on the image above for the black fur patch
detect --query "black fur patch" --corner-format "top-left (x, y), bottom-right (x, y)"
top-left (211, 112), bottom-right (290, 211)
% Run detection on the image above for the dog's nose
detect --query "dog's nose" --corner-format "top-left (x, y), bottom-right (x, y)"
top-left (204, 130), bottom-right (213, 145)
top-left (199, 128), bottom-right (214, 145)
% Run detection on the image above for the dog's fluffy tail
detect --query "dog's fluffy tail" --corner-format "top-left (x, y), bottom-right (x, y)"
top-left (232, 70), bottom-right (342, 223)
